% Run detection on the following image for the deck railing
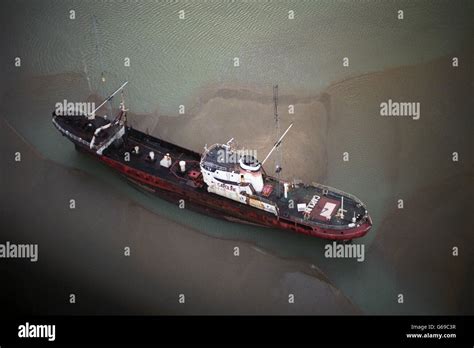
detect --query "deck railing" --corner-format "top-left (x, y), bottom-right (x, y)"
top-left (310, 182), bottom-right (365, 206)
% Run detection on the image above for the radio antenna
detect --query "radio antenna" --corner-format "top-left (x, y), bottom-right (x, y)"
top-left (260, 86), bottom-right (293, 198)
top-left (274, 85), bottom-right (282, 197)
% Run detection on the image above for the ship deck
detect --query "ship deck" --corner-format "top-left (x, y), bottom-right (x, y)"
top-left (103, 127), bottom-right (205, 190)
top-left (54, 114), bottom-right (369, 230)
top-left (260, 177), bottom-right (367, 229)
top-left (54, 114), bottom-right (205, 191)
top-left (108, 128), bottom-right (367, 229)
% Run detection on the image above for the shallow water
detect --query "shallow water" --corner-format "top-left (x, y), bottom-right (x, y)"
top-left (1, 0), bottom-right (470, 114)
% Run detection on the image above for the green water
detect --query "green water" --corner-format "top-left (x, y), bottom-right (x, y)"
top-left (2, 0), bottom-right (470, 114)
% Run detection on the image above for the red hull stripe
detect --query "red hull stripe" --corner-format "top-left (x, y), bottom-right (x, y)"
top-left (99, 155), bottom-right (370, 240)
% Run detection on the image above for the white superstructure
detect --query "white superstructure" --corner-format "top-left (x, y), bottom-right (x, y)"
top-left (200, 142), bottom-right (277, 216)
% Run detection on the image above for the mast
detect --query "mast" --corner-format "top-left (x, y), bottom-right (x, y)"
top-left (261, 123), bottom-right (293, 165)
top-left (88, 81), bottom-right (129, 119)
top-left (336, 196), bottom-right (347, 219)
top-left (92, 16), bottom-right (115, 115)
top-left (80, 48), bottom-right (93, 93)
top-left (273, 85), bottom-right (282, 197)
top-left (116, 88), bottom-right (129, 125)
top-left (92, 15), bottom-right (106, 85)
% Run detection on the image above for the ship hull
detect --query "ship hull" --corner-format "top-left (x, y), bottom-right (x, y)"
top-left (73, 143), bottom-right (371, 241)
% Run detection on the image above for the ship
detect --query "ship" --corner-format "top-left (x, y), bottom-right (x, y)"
top-left (52, 81), bottom-right (372, 241)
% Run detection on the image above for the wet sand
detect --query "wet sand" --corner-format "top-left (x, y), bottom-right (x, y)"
top-left (151, 82), bottom-right (329, 184)
top-left (0, 118), bottom-right (360, 315)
